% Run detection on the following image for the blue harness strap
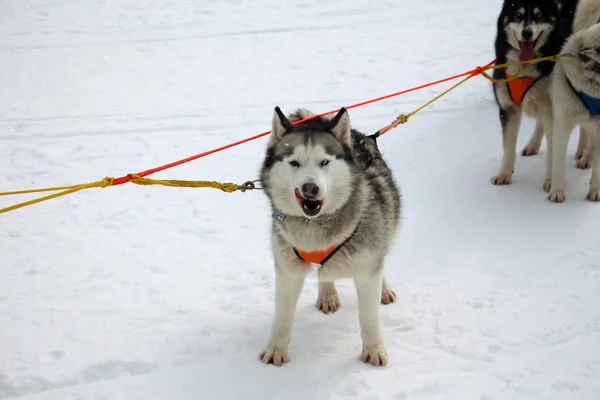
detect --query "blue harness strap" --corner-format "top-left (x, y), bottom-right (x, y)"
top-left (567, 79), bottom-right (600, 116)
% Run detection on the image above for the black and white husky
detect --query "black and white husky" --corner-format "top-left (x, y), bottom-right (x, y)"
top-left (258, 107), bottom-right (401, 366)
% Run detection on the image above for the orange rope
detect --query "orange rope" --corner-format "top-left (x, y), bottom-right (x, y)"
top-left (109, 59), bottom-right (497, 186)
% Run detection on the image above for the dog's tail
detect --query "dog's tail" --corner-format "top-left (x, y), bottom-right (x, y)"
top-left (287, 108), bottom-right (316, 123)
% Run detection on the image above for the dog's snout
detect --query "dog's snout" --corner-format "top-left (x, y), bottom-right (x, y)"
top-left (521, 28), bottom-right (533, 41)
top-left (302, 183), bottom-right (319, 199)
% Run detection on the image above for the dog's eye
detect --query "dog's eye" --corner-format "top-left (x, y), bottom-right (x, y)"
top-left (320, 160), bottom-right (330, 167)
top-left (289, 160), bottom-right (300, 167)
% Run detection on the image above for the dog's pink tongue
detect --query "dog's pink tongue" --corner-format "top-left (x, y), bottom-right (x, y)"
top-left (519, 41), bottom-right (535, 62)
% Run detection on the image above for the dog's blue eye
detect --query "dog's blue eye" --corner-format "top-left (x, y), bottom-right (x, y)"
top-left (289, 161), bottom-right (300, 167)
top-left (320, 160), bottom-right (330, 167)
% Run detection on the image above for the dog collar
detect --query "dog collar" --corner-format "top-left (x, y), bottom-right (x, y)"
top-left (293, 223), bottom-right (360, 266)
top-left (272, 209), bottom-right (285, 222)
top-left (567, 78), bottom-right (600, 116)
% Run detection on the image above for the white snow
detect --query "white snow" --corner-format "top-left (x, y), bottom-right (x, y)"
top-left (1, 0), bottom-right (599, 399)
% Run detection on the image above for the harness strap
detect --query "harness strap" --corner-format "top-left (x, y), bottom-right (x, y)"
top-left (566, 78), bottom-right (600, 116)
top-left (293, 223), bottom-right (361, 266)
top-left (505, 71), bottom-right (540, 105)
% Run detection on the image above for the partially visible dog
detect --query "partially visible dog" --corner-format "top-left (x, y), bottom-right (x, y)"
top-left (556, 0), bottom-right (597, 168)
top-left (258, 107), bottom-right (401, 367)
top-left (547, 0), bottom-right (600, 202)
top-left (522, 0), bottom-right (592, 163)
top-left (491, 0), bottom-right (590, 187)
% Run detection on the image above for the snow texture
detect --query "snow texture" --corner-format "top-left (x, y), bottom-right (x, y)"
top-left (1, 0), bottom-right (599, 399)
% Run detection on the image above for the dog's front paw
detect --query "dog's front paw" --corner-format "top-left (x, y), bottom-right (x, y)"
top-left (381, 286), bottom-right (396, 305)
top-left (543, 179), bottom-right (552, 192)
top-left (361, 344), bottom-right (388, 367)
top-left (522, 144), bottom-right (539, 156)
top-left (587, 189), bottom-right (600, 202)
top-left (576, 148), bottom-right (588, 161)
top-left (548, 189), bottom-right (566, 203)
top-left (316, 292), bottom-right (340, 314)
top-left (491, 173), bottom-right (512, 185)
top-left (260, 343), bottom-right (289, 366)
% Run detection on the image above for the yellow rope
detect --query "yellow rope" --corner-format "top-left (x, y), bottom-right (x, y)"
top-left (376, 53), bottom-right (568, 135)
top-left (128, 175), bottom-right (258, 193)
top-left (0, 176), bottom-right (258, 215)
top-left (0, 177), bottom-right (114, 215)
top-left (0, 53), bottom-right (571, 215)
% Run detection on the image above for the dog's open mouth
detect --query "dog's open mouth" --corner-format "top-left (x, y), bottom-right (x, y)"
top-left (294, 188), bottom-right (322, 217)
top-left (580, 52), bottom-right (600, 74)
top-left (519, 38), bottom-right (539, 62)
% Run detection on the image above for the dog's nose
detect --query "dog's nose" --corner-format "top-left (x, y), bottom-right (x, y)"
top-left (522, 28), bottom-right (533, 40)
top-left (302, 183), bottom-right (319, 199)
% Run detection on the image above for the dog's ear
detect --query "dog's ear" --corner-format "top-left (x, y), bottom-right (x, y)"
top-left (328, 107), bottom-right (352, 146)
top-left (269, 106), bottom-right (293, 146)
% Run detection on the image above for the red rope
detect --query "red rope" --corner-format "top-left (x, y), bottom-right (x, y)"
top-left (111, 59), bottom-right (497, 186)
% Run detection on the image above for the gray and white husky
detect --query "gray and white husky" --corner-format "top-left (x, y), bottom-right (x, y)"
top-left (258, 107), bottom-right (401, 367)
top-left (547, 0), bottom-right (600, 202)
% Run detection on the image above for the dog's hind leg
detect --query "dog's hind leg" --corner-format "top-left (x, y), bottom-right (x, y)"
top-left (316, 281), bottom-right (341, 314)
top-left (522, 118), bottom-right (544, 156)
top-left (492, 106), bottom-right (522, 185)
top-left (576, 126), bottom-right (590, 160)
top-left (587, 131), bottom-right (600, 201)
top-left (576, 127), bottom-right (595, 169)
top-left (354, 270), bottom-right (387, 366)
top-left (260, 263), bottom-right (306, 366)
top-left (381, 275), bottom-right (396, 305)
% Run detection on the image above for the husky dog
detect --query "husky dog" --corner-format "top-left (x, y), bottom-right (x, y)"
top-left (258, 107), bottom-right (401, 367)
top-left (491, 0), bottom-right (591, 186)
top-left (547, 0), bottom-right (600, 202)
top-left (518, 0), bottom-right (593, 166)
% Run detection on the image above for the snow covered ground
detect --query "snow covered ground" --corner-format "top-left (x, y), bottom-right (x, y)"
top-left (1, 0), bottom-right (599, 398)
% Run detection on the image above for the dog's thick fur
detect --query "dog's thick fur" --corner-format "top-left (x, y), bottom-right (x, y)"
top-left (547, 0), bottom-right (600, 202)
top-left (491, 0), bottom-right (593, 187)
top-left (258, 107), bottom-right (401, 366)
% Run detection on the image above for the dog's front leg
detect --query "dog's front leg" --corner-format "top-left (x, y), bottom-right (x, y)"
top-left (260, 262), bottom-right (306, 366)
top-left (540, 115), bottom-right (554, 192)
top-left (492, 106), bottom-right (522, 185)
top-left (354, 270), bottom-right (387, 367)
top-left (548, 114), bottom-right (576, 202)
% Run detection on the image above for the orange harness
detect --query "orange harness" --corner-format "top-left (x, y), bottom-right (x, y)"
top-left (293, 223), bottom-right (360, 266)
top-left (505, 71), bottom-right (540, 105)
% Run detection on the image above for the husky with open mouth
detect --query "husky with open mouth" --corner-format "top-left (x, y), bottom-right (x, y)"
top-left (491, 0), bottom-right (590, 187)
top-left (258, 107), bottom-right (401, 367)
top-left (547, 0), bottom-right (600, 202)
